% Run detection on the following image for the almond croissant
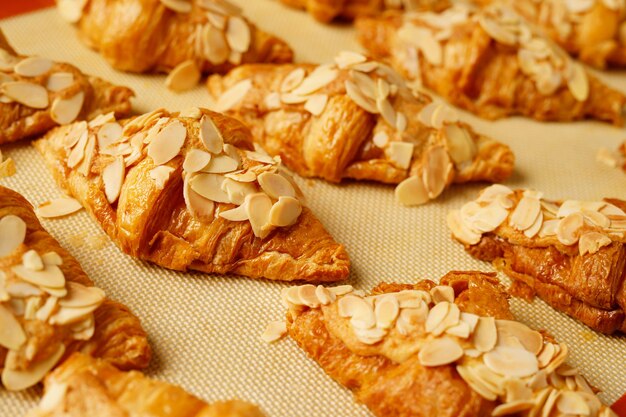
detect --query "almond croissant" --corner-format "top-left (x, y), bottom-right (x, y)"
top-left (356, 3), bottom-right (626, 125)
top-left (274, 272), bottom-right (617, 417)
top-left (448, 184), bottom-right (626, 334)
top-left (25, 353), bottom-right (266, 417)
top-left (0, 186), bottom-right (150, 392)
top-left (207, 52), bottom-right (514, 206)
top-left (0, 30), bottom-right (133, 145)
top-left (34, 108), bottom-right (349, 282)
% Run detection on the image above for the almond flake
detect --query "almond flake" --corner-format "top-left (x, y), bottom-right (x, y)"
top-left (387, 141), bottom-right (414, 170)
top-left (59, 282), bottom-right (105, 308)
top-left (304, 94), bottom-right (328, 116)
top-left (23, 250), bottom-right (44, 271)
top-left (0, 215), bottom-right (27, 257)
top-left (315, 285), bottom-right (335, 305)
top-left (445, 124), bottom-right (476, 165)
top-left (165, 60), bottom-right (201, 92)
top-left (225, 170), bottom-right (256, 182)
top-left (495, 320), bottom-right (543, 355)
top-left (261, 320), bottom-right (287, 343)
top-left (2, 81), bottom-right (49, 109)
top-left (354, 326), bottom-right (386, 344)
top-left (281, 68), bottom-right (306, 93)
top-left (77, 134), bottom-right (95, 176)
top-left (510, 196), bottom-right (541, 231)
top-left (184, 176), bottom-right (215, 218)
top-left (431, 285), bottom-right (455, 303)
top-left (578, 231), bottom-right (611, 256)
top-left (258, 172), bottom-right (296, 199)
top-left (0, 304), bottom-right (26, 350)
top-left (447, 209), bottom-right (481, 245)
top-left (423, 145), bottom-right (451, 199)
top-left (50, 91), bottom-right (84, 125)
top-left (198, 115), bottom-right (223, 154)
top-left (190, 173), bottom-right (230, 203)
top-left (269, 196), bottom-right (302, 227)
top-left (102, 157), bottom-right (125, 204)
top-left (395, 176), bottom-right (429, 206)
top-left (96, 122), bottom-right (123, 150)
top-left (219, 203), bottom-right (248, 221)
top-left (41, 252), bottom-right (63, 266)
top-left (472, 316), bottom-right (497, 352)
top-left (491, 400), bottom-right (534, 416)
top-left (338, 295), bottom-right (373, 323)
top-left (46, 72), bottom-right (74, 92)
top-left (160, 0), bottom-right (192, 13)
top-left (225, 16), bottom-right (250, 53)
top-left (345, 79), bottom-right (378, 113)
top-left (418, 337), bottom-right (464, 367)
top-left (373, 131), bottom-right (389, 148)
top-left (183, 149), bottom-right (212, 173)
top-left (49, 302), bottom-right (99, 325)
top-left (557, 212), bottom-right (584, 245)
top-left (14, 57), bottom-right (53, 77)
top-left (36, 198), bottom-right (82, 218)
top-left (483, 346), bottom-right (538, 378)
top-left (375, 295), bottom-right (400, 329)
top-left (557, 391), bottom-right (590, 415)
top-left (246, 193), bottom-right (273, 239)
top-left (264, 92), bottom-right (281, 109)
top-left (221, 178), bottom-right (256, 205)
top-left (329, 285), bottom-right (353, 296)
top-left (2, 345), bottom-right (65, 391)
top-left (335, 51), bottom-right (367, 69)
top-left (215, 79), bottom-right (251, 112)
top-left (291, 66), bottom-right (338, 96)
top-left (425, 301), bottom-right (449, 333)
top-left (202, 154), bottom-right (239, 173)
top-left (57, 0), bottom-right (87, 22)
top-left (147, 120), bottom-right (187, 165)
top-left (456, 365), bottom-right (498, 401)
top-left (377, 97), bottom-right (396, 127)
top-left (567, 63), bottom-right (589, 102)
top-left (12, 263), bottom-right (65, 288)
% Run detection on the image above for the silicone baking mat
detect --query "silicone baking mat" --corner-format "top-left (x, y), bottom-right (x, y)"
top-left (1, 1), bottom-right (625, 415)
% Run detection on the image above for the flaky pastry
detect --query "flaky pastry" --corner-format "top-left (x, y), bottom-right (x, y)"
top-left (207, 52), bottom-right (514, 206)
top-left (0, 30), bottom-right (133, 145)
top-left (272, 272), bottom-right (618, 417)
top-left (25, 352), bottom-right (266, 417)
top-left (0, 186), bottom-right (150, 391)
top-left (448, 184), bottom-right (626, 334)
top-left (34, 108), bottom-right (349, 282)
top-left (56, 0), bottom-right (293, 91)
top-left (356, 3), bottom-right (626, 124)
top-left (279, 0), bottom-right (450, 23)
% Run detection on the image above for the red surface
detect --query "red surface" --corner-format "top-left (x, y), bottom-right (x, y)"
top-left (0, 0), bottom-right (625, 415)
top-left (0, 0), bottom-right (55, 19)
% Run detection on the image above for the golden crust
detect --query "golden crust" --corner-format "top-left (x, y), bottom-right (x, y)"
top-left (34, 109), bottom-right (350, 282)
top-left (0, 30), bottom-right (133, 145)
top-left (0, 186), bottom-right (150, 382)
top-left (73, 0), bottom-right (293, 74)
top-left (355, 9), bottom-right (626, 125)
top-left (26, 353), bottom-right (266, 417)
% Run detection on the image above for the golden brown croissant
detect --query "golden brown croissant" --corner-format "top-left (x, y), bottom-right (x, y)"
top-left (356, 4), bottom-right (626, 125)
top-left (279, 0), bottom-right (450, 23)
top-left (207, 53), bottom-right (514, 206)
top-left (274, 272), bottom-right (617, 417)
top-left (471, 0), bottom-right (626, 69)
top-left (56, 0), bottom-right (293, 90)
top-left (0, 186), bottom-right (150, 391)
top-left (34, 108), bottom-right (349, 282)
top-left (0, 30), bottom-right (133, 145)
top-left (24, 352), bottom-right (266, 417)
top-left (448, 184), bottom-right (626, 334)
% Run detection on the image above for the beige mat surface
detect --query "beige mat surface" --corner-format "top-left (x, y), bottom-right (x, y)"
top-left (1, 1), bottom-right (626, 415)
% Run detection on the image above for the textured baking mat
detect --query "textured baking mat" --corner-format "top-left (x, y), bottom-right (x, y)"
top-left (1, 1), bottom-right (626, 416)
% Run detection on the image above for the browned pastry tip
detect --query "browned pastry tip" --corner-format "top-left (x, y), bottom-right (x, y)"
top-left (276, 272), bottom-right (616, 417)
top-left (0, 29), bottom-right (133, 145)
top-left (0, 185), bottom-right (150, 392)
top-left (355, 4), bottom-right (626, 125)
top-left (25, 352), bottom-right (266, 417)
top-left (449, 184), bottom-right (626, 334)
top-left (58, 0), bottom-right (293, 75)
top-left (34, 108), bottom-right (350, 282)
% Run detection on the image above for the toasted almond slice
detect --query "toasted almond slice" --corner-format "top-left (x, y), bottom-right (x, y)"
top-left (199, 115), bottom-right (224, 154)
top-left (472, 316), bottom-right (497, 352)
top-left (281, 68), bottom-right (306, 93)
top-left (219, 203), bottom-right (248, 221)
top-left (183, 149), bottom-right (212, 173)
top-left (373, 131), bottom-right (389, 148)
top-left (329, 285), bottom-right (353, 296)
top-left (264, 92), bottom-right (281, 109)
top-left (387, 141), bottom-right (414, 170)
top-left (102, 157), bottom-right (125, 204)
top-left (483, 345), bottom-right (539, 378)
top-left (418, 337), bottom-right (464, 367)
top-left (495, 320), bottom-right (543, 355)
top-left (207, 11), bottom-right (226, 29)
top-left (221, 178), bottom-right (256, 205)
top-left (36, 198), bottom-right (82, 218)
top-left (2, 81), bottom-right (49, 109)
top-left (557, 212), bottom-right (584, 245)
top-left (226, 16), bottom-right (251, 53)
top-left (198, 0), bottom-right (242, 15)
top-left (297, 284), bottom-right (319, 308)
top-left (244, 150), bottom-right (275, 164)
top-left (59, 282), bottom-right (105, 308)
top-left (96, 122), bottom-right (123, 150)
top-left (7, 282), bottom-right (43, 299)
top-left (269, 196), bottom-right (301, 227)
top-left (2, 344), bottom-right (65, 391)
top-left (445, 124), bottom-right (476, 165)
top-left (41, 252), bottom-right (63, 266)
top-left (538, 219), bottom-right (559, 238)
top-left (291, 66), bottom-right (338, 96)
top-left (456, 365), bottom-right (498, 401)
top-left (261, 320), bottom-right (287, 343)
top-left (23, 250), bottom-right (44, 271)
top-left (0, 214), bottom-right (27, 257)
top-left (583, 210), bottom-right (610, 228)
top-left (258, 172), bottom-right (296, 199)
top-left (215, 79), bottom-right (251, 112)
top-left (423, 145), bottom-right (451, 199)
top-left (245, 193), bottom-right (273, 238)
top-left (77, 134), bottom-right (95, 176)
top-left (447, 209), bottom-right (481, 245)
top-left (14, 57), bottom-right (53, 77)
top-left (190, 173), bottom-right (230, 203)
top-left (338, 294), bottom-right (373, 321)
top-left (567, 63), bottom-right (589, 102)
top-left (147, 120), bottom-right (187, 165)
top-left (50, 91), bottom-right (84, 125)
top-left (510, 196), bottom-right (541, 231)
top-left (446, 321), bottom-right (471, 338)
top-left (0, 304), bottom-right (26, 351)
top-left (431, 285), bottom-right (455, 303)
top-left (165, 60), bottom-right (201, 92)
top-left (578, 231), bottom-right (612, 256)
top-left (354, 326), bottom-right (386, 344)
top-left (203, 154), bottom-right (240, 174)
top-left (556, 391), bottom-right (590, 415)
top-left (315, 285), bottom-right (336, 305)
top-left (46, 72), bottom-right (74, 92)
top-left (12, 264), bottom-right (65, 288)
top-left (335, 50), bottom-right (367, 69)
top-left (184, 176), bottom-right (215, 218)
top-left (375, 295), bottom-right (400, 329)
top-left (345, 79), bottom-right (378, 113)
top-left (49, 302), bottom-right (99, 325)
top-left (160, 0), bottom-right (192, 13)
top-left (304, 94), bottom-right (328, 116)
top-left (395, 176), bottom-right (429, 206)
top-left (57, 0), bottom-right (87, 22)
top-left (491, 400), bottom-right (534, 416)
top-left (179, 107), bottom-right (203, 120)
top-left (225, 170), bottom-right (256, 183)
top-left (425, 301), bottom-right (449, 333)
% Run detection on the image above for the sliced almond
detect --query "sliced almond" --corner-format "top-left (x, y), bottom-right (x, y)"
top-left (219, 204), bottom-right (248, 221)
top-left (329, 285), bottom-right (353, 296)
top-left (46, 72), bottom-right (74, 92)
top-left (556, 212), bottom-right (584, 245)
top-left (567, 63), bottom-right (589, 102)
top-left (578, 231), bottom-right (611, 256)
top-left (281, 68), bottom-right (306, 93)
top-left (183, 177), bottom-right (215, 218)
top-left (190, 173), bottom-right (230, 203)
top-left (245, 193), bottom-right (273, 239)
top-left (183, 149), bottom-right (212, 173)
top-left (495, 320), bottom-right (543, 355)
top-left (49, 302), bottom-right (99, 325)
top-left (418, 337), bottom-right (464, 367)
top-left (491, 400), bottom-right (534, 416)
top-left (102, 157), bottom-right (125, 204)
top-left (12, 264), bottom-right (65, 288)
top-left (215, 79), bottom-right (252, 112)
top-left (269, 196), bottom-right (302, 227)
top-left (387, 141), bottom-right (414, 170)
top-left (315, 285), bottom-right (336, 305)
top-left (36, 198), bottom-right (82, 218)
top-left (445, 124), bottom-right (476, 165)
top-left (345, 79), bottom-right (378, 113)
top-left (57, 0), bottom-right (87, 22)
top-left (77, 134), bottom-right (95, 176)
top-left (147, 120), bottom-right (187, 165)
top-left (375, 295), bottom-right (400, 329)
top-left (456, 365), bottom-right (498, 401)
top-left (221, 178), bottom-right (256, 205)
top-left (335, 51), bottom-right (367, 69)
top-left (96, 122), bottom-right (123, 150)
top-left (425, 301), bottom-right (449, 333)
top-left (483, 346), bottom-right (539, 377)
top-left (14, 57), bottom-right (53, 77)
top-left (304, 94), bottom-right (328, 116)
top-left (510, 196), bottom-right (541, 231)
top-left (22, 250), bottom-right (44, 271)
top-left (50, 91), bottom-right (84, 125)
top-left (395, 176), bottom-right (429, 206)
top-left (160, 0), bottom-right (192, 13)
top-left (199, 115), bottom-right (224, 154)
top-left (225, 16), bottom-right (251, 53)
top-left (431, 285), bottom-right (455, 303)
top-left (0, 304), bottom-right (26, 350)
top-left (472, 316), bottom-right (497, 352)
top-left (2, 81), bottom-right (49, 109)
top-left (264, 92), bottom-right (281, 109)
top-left (372, 131), bottom-right (389, 148)
top-left (258, 172), bottom-right (296, 199)
top-left (0, 214), bottom-right (27, 257)
top-left (165, 60), bottom-right (201, 92)
top-left (291, 66), bottom-right (338, 96)
top-left (59, 282), bottom-right (105, 308)
top-left (2, 344), bottom-right (65, 391)
top-left (261, 320), bottom-right (287, 343)
top-left (203, 154), bottom-right (239, 174)
top-left (423, 145), bottom-right (451, 199)
top-left (447, 209), bottom-right (481, 245)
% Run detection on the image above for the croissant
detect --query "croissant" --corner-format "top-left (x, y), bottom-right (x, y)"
top-left (34, 108), bottom-right (350, 282)
top-left (24, 352), bottom-right (266, 417)
top-left (0, 186), bottom-right (150, 392)
top-left (279, 0), bottom-right (451, 23)
top-left (56, 0), bottom-right (293, 90)
top-left (0, 29), bottom-right (133, 145)
top-left (206, 52), bottom-right (514, 206)
top-left (471, 0), bottom-right (626, 69)
top-left (356, 3), bottom-right (626, 125)
top-left (448, 184), bottom-right (626, 334)
top-left (273, 271), bottom-right (617, 417)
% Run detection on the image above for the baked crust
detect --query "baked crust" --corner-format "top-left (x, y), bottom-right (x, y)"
top-left (0, 30), bottom-right (133, 145)
top-left (279, 272), bottom-right (616, 417)
top-left (25, 353), bottom-right (266, 417)
top-left (34, 108), bottom-right (350, 282)
top-left (0, 186), bottom-right (150, 391)
top-left (60, 0), bottom-right (293, 74)
top-left (449, 185), bottom-right (626, 334)
top-left (355, 4), bottom-right (626, 125)
top-left (207, 56), bottom-right (514, 205)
